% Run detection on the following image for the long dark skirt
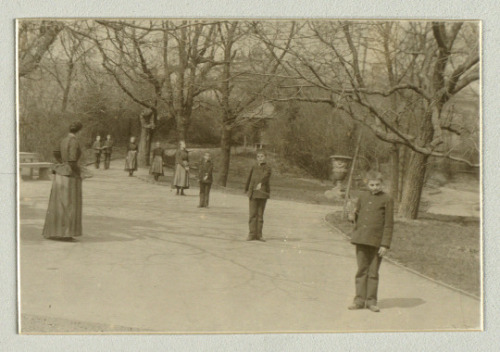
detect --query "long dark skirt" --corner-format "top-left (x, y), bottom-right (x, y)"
top-left (149, 155), bottom-right (164, 176)
top-left (124, 150), bottom-right (138, 171)
top-left (42, 174), bottom-right (83, 238)
top-left (172, 164), bottom-right (189, 188)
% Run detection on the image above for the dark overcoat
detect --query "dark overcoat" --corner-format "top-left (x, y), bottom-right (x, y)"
top-left (245, 162), bottom-right (272, 199)
top-left (351, 191), bottom-right (394, 248)
top-left (92, 140), bottom-right (102, 154)
top-left (198, 160), bottom-right (214, 184)
top-left (102, 139), bottom-right (114, 154)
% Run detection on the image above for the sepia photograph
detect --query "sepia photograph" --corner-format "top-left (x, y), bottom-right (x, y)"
top-left (17, 18), bottom-right (481, 334)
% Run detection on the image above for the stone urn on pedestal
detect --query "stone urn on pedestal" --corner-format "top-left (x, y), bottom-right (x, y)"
top-left (325, 155), bottom-right (353, 200)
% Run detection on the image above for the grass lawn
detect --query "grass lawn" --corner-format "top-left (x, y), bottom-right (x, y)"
top-left (326, 212), bottom-right (481, 297)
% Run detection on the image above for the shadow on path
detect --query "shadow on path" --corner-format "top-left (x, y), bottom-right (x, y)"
top-left (20, 205), bottom-right (150, 244)
top-left (378, 298), bottom-right (426, 309)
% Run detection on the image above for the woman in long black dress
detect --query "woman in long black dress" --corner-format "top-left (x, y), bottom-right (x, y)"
top-left (42, 121), bottom-right (84, 240)
top-left (124, 136), bottom-right (138, 176)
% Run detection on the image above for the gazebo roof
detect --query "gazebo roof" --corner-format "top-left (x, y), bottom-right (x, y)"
top-left (241, 101), bottom-right (275, 120)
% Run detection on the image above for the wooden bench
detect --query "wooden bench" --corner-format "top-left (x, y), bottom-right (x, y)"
top-left (19, 162), bottom-right (54, 180)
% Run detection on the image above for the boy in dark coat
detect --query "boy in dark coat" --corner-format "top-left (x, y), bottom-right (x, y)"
top-left (198, 152), bottom-right (213, 208)
top-left (244, 151), bottom-right (271, 242)
top-left (348, 171), bottom-right (394, 312)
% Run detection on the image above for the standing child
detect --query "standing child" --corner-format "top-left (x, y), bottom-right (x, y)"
top-left (348, 171), bottom-right (394, 313)
top-left (244, 151), bottom-right (271, 242)
top-left (150, 141), bottom-right (165, 181)
top-left (102, 134), bottom-right (114, 169)
top-left (92, 135), bottom-right (102, 169)
top-left (172, 141), bottom-right (190, 195)
top-left (198, 152), bottom-right (213, 208)
top-left (124, 136), bottom-right (138, 177)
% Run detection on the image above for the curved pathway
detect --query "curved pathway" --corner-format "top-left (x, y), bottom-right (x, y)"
top-left (19, 162), bottom-right (481, 332)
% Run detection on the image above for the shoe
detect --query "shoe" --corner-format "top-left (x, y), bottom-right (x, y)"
top-left (348, 304), bottom-right (364, 310)
top-left (197, 205), bottom-right (203, 208)
top-left (257, 238), bottom-right (266, 242)
top-left (246, 236), bottom-right (256, 241)
top-left (367, 305), bottom-right (380, 312)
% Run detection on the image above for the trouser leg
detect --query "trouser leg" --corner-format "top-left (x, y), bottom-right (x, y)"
top-left (366, 247), bottom-right (383, 307)
top-left (199, 183), bottom-right (205, 206)
top-left (204, 184), bottom-right (211, 207)
top-left (248, 198), bottom-right (259, 238)
top-left (95, 153), bottom-right (100, 168)
top-left (256, 199), bottom-right (267, 238)
top-left (105, 154), bottom-right (111, 169)
top-left (354, 244), bottom-right (371, 306)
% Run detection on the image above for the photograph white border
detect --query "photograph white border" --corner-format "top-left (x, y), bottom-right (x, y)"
top-left (2, 0), bottom-right (499, 351)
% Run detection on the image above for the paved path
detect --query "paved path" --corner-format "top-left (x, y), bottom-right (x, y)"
top-left (19, 162), bottom-right (481, 333)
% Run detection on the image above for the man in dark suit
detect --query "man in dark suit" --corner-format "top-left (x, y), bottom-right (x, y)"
top-left (244, 151), bottom-right (271, 242)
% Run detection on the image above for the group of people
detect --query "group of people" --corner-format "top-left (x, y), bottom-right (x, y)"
top-left (91, 134), bottom-right (114, 170)
top-left (41, 121), bottom-right (394, 313)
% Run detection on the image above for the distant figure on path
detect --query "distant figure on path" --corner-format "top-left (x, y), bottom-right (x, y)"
top-left (102, 134), bottom-right (114, 169)
top-left (244, 151), bottom-right (271, 242)
top-left (92, 135), bottom-right (102, 169)
top-left (198, 152), bottom-right (213, 208)
top-left (150, 141), bottom-right (165, 181)
top-left (172, 140), bottom-right (190, 195)
top-left (124, 136), bottom-right (138, 176)
top-left (42, 121), bottom-right (84, 241)
top-left (347, 171), bottom-right (394, 313)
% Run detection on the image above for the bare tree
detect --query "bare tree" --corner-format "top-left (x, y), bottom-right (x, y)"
top-left (212, 21), bottom-right (297, 186)
top-left (18, 21), bottom-right (64, 78)
top-left (39, 26), bottom-right (95, 113)
top-left (257, 20), bottom-right (479, 219)
top-left (81, 20), bottom-right (222, 166)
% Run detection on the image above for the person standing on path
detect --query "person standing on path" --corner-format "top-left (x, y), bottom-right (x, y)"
top-left (92, 135), bottom-right (102, 169)
top-left (124, 136), bottom-right (138, 177)
top-left (149, 141), bottom-right (165, 181)
top-left (42, 121), bottom-right (84, 241)
top-left (198, 152), bottom-right (213, 208)
top-left (172, 140), bottom-right (190, 195)
top-left (102, 134), bottom-right (114, 170)
top-left (347, 171), bottom-right (394, 313)
top-left (244, 151), bottom-right (271, 242)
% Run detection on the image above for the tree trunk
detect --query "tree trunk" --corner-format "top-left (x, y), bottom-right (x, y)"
top-left (138, 127), bottom-right (153, 167)
top-left (61, 60), bottom-right (74, 113)
top-left (176, 116), bottom-right (188, 143)
top-left (398, 151), bottom-right (429, 219)
top-left (390, 144), bottom-right (399, 200)
top-left (218, 125), bottom-right (232, 187)
top-left (398, 145), bottom-right (408, 202)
